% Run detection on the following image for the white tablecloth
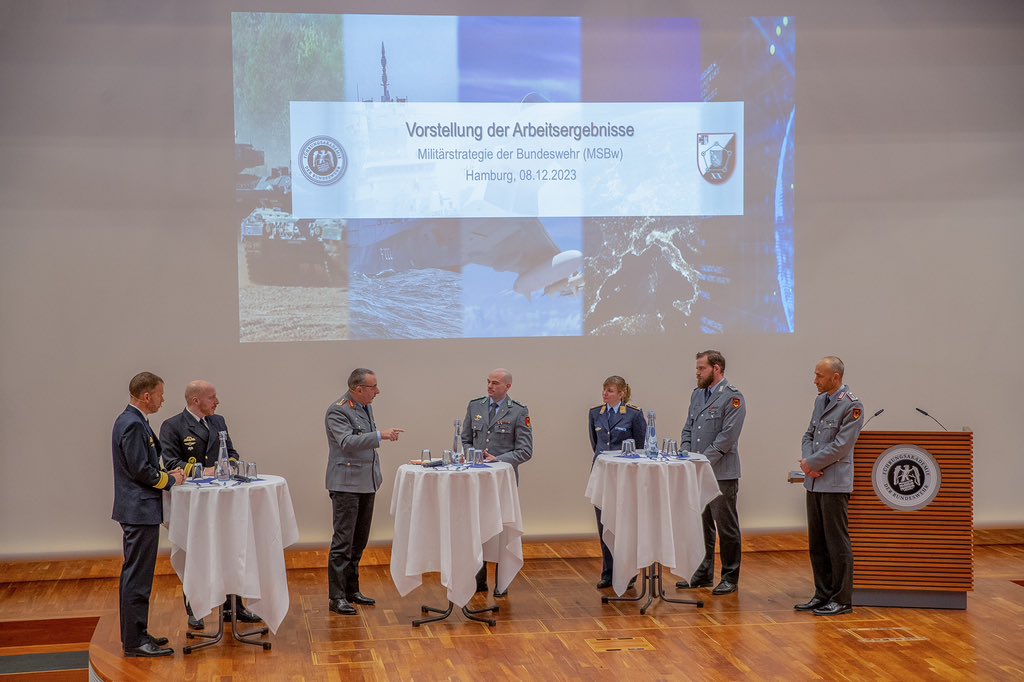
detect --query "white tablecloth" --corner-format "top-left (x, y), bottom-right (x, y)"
top-left (390, 462), bottom-right (524, 608)
top-left (165, 474), bottom-right (300, 634)
top-left (585, 454), bottom-right (721, 595)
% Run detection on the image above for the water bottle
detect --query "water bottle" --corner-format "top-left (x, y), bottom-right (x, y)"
top-left (215, 431), bottom-right (231, 483)
top-left (452, 419), bottom-right (464, 465)
top-left (646, 411), bottom-right (659, 458)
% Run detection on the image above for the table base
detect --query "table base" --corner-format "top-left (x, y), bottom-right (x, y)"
top-left (413, 600), bottom-right (499, 627)
top-left (602, 563), bottom-right (704, 615)
top-left (183, 595), bottom-right (272, 653)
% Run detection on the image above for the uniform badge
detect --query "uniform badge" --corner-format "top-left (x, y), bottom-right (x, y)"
top-left (853, 408), bottom-right (862, 420)
top-left (148, 436), bottom-right (155, 447)
top-left (348, 400), bottom-right (355, 408)
top-left (600, 405), bottom-right (607, 414)
top-left (619, 406), bottom-right (627, 414)
top-left (183, 435), bottom-right (197, 450)
top-left (732, 398), bottom-right (741, 409)
top-left (474, 414), bottom-right (482, 421)
top-left (595, 426), bottom-right (603, 432)
top-left (524, 416), bottom-right (531, 429)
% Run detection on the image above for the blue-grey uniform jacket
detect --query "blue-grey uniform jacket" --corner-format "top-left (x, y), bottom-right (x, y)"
top-left (461, 396), bottom-right (532, 482)
top-left (588, 403), bottom-right (647, 457)
top-left (801, 385), bottom-right (864, 493)
top-left (680, 380), bottom-right (746, 480)
top-left (325, 393), bottom-right (382, 494)
top-left (111, 405), bottom-right (175, 525)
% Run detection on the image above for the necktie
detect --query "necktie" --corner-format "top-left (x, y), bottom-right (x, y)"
top-left (705, 388), bottom-right (712, 404)
top-left (489, 401), bottom-right (498, 421)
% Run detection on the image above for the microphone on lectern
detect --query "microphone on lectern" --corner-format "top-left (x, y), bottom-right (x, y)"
top-left (915, 407), bottom-right (949, 431)
top-left (863, 408), bottom-right (884, 428)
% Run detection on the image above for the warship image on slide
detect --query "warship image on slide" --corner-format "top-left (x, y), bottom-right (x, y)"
top-left (344, 44), bottom-right (584, 303)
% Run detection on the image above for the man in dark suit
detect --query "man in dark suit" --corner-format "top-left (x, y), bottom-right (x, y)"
top-left (111, 372), bottom-right (184, 658)
top-left (325, 368), bottom-right (403, 616)
top-left (675, 350), bottom-right (746, 596)
top-left (461, 368), bottom-right (533, 596)
top-left (159, 379), bottom-right (262, 629)
top-left (796, 356), bottom-right (864, 616)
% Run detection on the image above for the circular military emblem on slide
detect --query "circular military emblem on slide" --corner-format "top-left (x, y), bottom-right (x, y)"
top-left (871, 444), bottom-right (942, 511)
top-left (298, 136), bottom-right (347, 186)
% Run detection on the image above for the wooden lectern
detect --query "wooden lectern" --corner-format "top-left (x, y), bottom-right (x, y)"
top-left (851, 430), bottom-right (973, 609)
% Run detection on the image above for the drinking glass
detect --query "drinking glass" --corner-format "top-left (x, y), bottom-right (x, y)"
top-left (245, 462), bottom-right (258, 480)
top-left (443, 449), bottom-right (452, 466)
top-left (421, 448), bottom-right (432, 462)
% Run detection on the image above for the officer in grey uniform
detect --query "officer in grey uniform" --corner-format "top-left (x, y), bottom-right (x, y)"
top-left (675, 350), bottom-right (746, 596)
top-left (795, 356), bottom-right (864, 617)
top-left (325, 368), bottom-right (403, 616)
top-left (461, 368), bottom-right (532, 596)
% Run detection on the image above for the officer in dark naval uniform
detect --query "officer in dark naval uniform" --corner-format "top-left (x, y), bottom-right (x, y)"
top-left (461, 368), bottom-right (532, 596)
top-left (159, 379), bottom-right (262, 629)
top-left (588, 375), bottom-right (647, 589)
top-left (675, 350), bottom-right (747, 596)
top-left (795, 356), bottom-right (864, 617)
top-left (111, 372), bottom-right (184, 658)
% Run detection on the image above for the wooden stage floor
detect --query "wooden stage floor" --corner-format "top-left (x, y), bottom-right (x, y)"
top-left (2, 544), bottom-right (1023, 680)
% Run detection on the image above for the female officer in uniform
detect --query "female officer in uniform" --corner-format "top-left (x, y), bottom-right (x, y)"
top-left (588, 376), bottom-right (647, 589)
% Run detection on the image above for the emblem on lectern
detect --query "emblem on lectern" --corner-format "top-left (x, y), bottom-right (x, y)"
top-left (871, 444), bottom-right (941, 512)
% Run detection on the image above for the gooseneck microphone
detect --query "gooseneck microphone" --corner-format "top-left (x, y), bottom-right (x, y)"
top-left (915, 407), bottom-right (949, 431)
top-left (863, 408), bottom-right (884, 427)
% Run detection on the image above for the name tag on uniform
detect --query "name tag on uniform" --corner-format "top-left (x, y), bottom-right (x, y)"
top-left (707, 407), bottom-right (719, 417)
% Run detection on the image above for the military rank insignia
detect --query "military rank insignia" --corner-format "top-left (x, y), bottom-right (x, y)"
top-left (732, 398), bottom-right (741, 409)
top-left (183, 435), bottom-right (197, 451)
top-left (474, 414), bottom-right (482, 421)
top-left (619, 406), bottom-right (627, 414)
top-left (853, 408), bottom-right (862, 420)
top-left (148, 436), bottom-right (155, 447)
top-left (524, 416), bottom-right (531, 428)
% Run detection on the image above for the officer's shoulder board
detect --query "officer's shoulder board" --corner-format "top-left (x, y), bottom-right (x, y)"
top-left (592, 403), bottom-right (605, 411)
top-left (473, 396), bottom-right (488, 404)
top-left (510, 398), bottom-right (527, 409)
top-left (626, 403), bottom-right (641, 412)
top-left (727, 384), bottom-right (740, 392)
top-left (845, 392), bottom-right (859, 402)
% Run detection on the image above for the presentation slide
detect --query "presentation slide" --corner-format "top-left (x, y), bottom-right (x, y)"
top-left (233, 14), bottom-right (795, 342)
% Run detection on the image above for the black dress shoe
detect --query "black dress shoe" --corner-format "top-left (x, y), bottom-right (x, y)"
top-left (329, 598), bottom-right (357, 616)
top-left (233, 605), bottom-right (263, 623)
top-left (143, 632), bottom-right (169, 646)
top-left (794, 597), bottom-right (828, 611)
top-left (348, 592), bottom-right (376, 606)
top-left (124, 641), bottom-right (173, 658)
top-left (596, 578), bottom-right (613, 589)
top-left (187, 615), bottom-right (205, 630)
top-left (476, 582), bottom-right (489, 594)
top-left (676, 577), bottom-right (713, 589)
top-left (493, 587), bottom-right (508, 598)
top-left (712, 580), bottom-right (738, 595)
top-left (813, 601), bottom-right (852, 616)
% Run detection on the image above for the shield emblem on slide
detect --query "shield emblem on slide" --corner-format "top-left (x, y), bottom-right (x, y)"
top-left (697, 133), bottom-right (737, 185)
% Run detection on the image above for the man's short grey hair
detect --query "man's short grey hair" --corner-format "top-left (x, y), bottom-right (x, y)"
top-left (821, 356), bottom-right (845, 377)
top-left (348, 368), bottom-right (375, 390)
